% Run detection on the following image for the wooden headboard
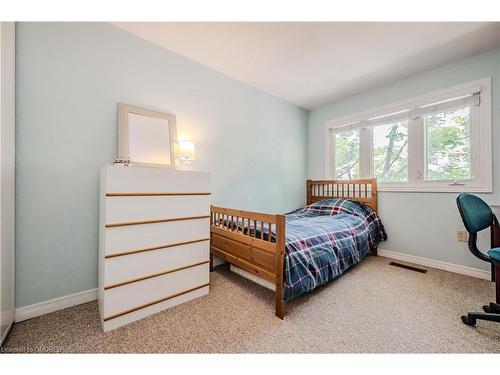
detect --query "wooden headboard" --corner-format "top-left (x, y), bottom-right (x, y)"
top-left (306, 178), bottom-right (378, 213)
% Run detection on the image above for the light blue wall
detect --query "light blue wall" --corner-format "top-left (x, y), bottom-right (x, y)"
top-left (309, 48), bottom-right (500, 271)
top-left (15, 23), bottom-right (308, 307)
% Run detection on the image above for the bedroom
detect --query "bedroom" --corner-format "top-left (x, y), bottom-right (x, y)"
top-left (0, 0), bottom-right (499, 372)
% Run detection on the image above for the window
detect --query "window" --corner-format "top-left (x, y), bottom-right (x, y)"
top-left (424, 107), bottom-right (471, 181)
top-left (326, 78), bottom-right (492, 192)
top-left (334, 129), bottom-right (360, 179)
top-left (372, 120), bottom-right (408, 183)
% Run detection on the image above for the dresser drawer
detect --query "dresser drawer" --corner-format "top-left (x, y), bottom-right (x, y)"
top-left (104, 217), bottom-right (210, 256)
top-left (103, 262), bottom-right (209, 318)
top-left (105, 195), bottom-right (210, 224)
top-left (104, 240), bottom-right (209, 287)
top-left (105, 166), bottom-right (210, 193)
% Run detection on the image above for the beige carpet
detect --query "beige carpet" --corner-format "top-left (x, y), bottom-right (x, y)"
top-left (3, 256), bottom-right (500, 353)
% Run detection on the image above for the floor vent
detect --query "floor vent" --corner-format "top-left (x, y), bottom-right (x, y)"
top-left (389, 261), bottom-right (427, 274)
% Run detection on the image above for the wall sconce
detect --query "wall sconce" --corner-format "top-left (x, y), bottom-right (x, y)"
top-left (176, 140), bottom-right (195, 164)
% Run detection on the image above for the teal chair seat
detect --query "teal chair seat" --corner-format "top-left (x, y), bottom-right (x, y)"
top-left (488, 248), bottom-right (500, 262)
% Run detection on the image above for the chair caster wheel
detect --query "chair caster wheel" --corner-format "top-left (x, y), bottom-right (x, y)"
top-left (482, 305), bottom-right (491, 313)
top-left (461, 315), bottom-right (476, 326)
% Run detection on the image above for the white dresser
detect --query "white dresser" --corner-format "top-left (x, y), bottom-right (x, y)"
top-left (98, 165), bottom-right (211, 331)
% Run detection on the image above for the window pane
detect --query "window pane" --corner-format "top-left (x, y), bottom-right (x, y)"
top-left (425, 107), bottom-right (471, 181)
top-left (372, 120), bottom-right (408, 182)
top-left (334, 130), bottom-right (359, 179)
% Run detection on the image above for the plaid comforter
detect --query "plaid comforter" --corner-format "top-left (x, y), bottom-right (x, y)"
top-left (281, 198), bottom-right (386, 301)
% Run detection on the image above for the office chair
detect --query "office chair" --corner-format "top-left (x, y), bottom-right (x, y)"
top-left (456, 193), bottom-right (500, 326)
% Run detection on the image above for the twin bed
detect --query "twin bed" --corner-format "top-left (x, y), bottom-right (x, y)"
top-left (209, 179), bottom-right (387, 319)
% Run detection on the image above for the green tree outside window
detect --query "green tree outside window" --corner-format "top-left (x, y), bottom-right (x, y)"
top-left (335, 130), bottom-right (360, 179)
top-left (425, 107), bottom-right (471, 180)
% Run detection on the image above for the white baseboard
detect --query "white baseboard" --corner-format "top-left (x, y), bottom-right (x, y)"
top-left (15, 288), bottom-right (97, 322)
top-left (378, 248), bottom-right (491, 280)
top-left (1, 321), bottom-right (14, 346)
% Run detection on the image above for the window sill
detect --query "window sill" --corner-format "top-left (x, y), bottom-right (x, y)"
top-left (377, 184), bottom-right (492, 193)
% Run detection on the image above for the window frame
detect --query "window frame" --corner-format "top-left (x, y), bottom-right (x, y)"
top-left (324, 77), bottom-right (492, 193)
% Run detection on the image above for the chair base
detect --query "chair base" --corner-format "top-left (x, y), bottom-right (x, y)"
top-left (461, 309), bottom-right (500, 326)
top-left (482, 302), bottom-right (500, 314)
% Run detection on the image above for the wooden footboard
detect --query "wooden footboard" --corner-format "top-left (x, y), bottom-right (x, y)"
top-left (210, 206), bottom-right (287, 319)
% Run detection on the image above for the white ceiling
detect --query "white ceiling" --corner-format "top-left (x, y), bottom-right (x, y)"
top-left (113, 22), bottom-right (500, 109)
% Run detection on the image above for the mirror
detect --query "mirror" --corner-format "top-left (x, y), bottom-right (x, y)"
top-left (117, 103), bottom-right (177, 167)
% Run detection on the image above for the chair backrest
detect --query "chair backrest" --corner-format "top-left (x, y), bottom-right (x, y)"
top-left (456, 193), bottom-right (493, 234)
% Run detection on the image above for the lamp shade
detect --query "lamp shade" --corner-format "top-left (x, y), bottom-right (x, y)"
top-left (177, 140), bottom-right (195, 162)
